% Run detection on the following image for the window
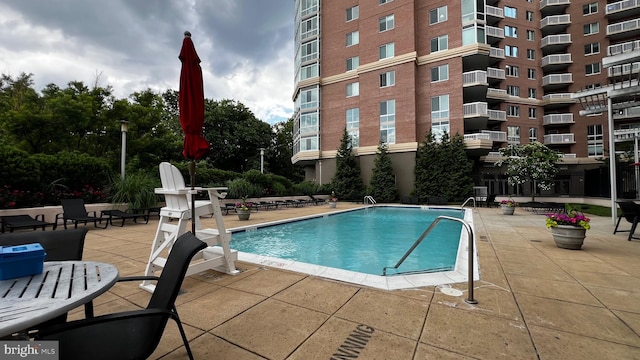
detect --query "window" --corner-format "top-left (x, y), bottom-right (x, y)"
top-left (431, 94), bottom-right (449, 120)
top-left (528, 107), bottom-right (536, 118)
top-left (584, 42), bottom-right (600, 55)
top-left (507, 105), bottom-right (520, 117)
top-left (379, 14), bottom-right (394, 32)
top-left (300, 17), bottom-right (318, 40)
top-left (505, 25), bottom-right (517, 38)
top-left (380, 100), bottom-right (396, 144)
top-left (529, 127), bottom-right (537, 142)
top-left (432, 121), bottom-right (450, 142)
top-left (300, 87), bottom-right (318, 109)
top-left (526, 30), bottom-right (535, 41)
top-left (346, 6), bottom-right (359, 21)
top-left (301, 40), bottom-right (318, 63)
top-left (584, 22), bottom-right (599, 35)
top-left (301, 0), bottom-right (318, 17)
top-left (587, 124), bottom-right (604, 157)
top-left (346, 82), bottom-right (359, 97)
top-left (583, 3), bottom-right (598, 15)
top-left (431, 64), bottom-right (449, 82)
top-left (300, 63), bottom-right (318, 80)
top-left (462, 24), bottom-right (486, 45)
top-left (526, 11), bottom-right (534, 21)
top-left (527, 49), bottom-right (535, 60)
top-left (346, 108), bottom-right (360, 147)
top-left (508, 126), bottom-right (520, 145)
top-left (528, 88), bottom-right (536, 98)
top-left (346, 56), bottom-right (359, 71)
top-left (379, 42), bottom-right (395, 59)
top-left (430, 6), bottom-right (448, 24)
top-left (507, 85), bottom-right (520, 96)
top-left (585, 63), bottom-right (601, 75)
top-left (430, 35), bottom-right (448, 53)
top-left (299, 135), bottom-right (318, 151)
top-left (504, 6), bottom-right (516, 18)
top-left (527, 68), bottom-right (536, 79)
top-left (505, 45), bottom-right (518, 57)
top-left (346, 31), bottom-right (359, 46)
top-left (380, 71), bottom-right (395, 87)
top-left (505, 65), bottom-right (519, 77)
top-left (379, 0), bottom-right (393, 4)
top-left (300, 113), bottom-right (318, 135)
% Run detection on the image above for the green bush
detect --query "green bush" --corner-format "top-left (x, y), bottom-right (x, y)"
top-left (226, 178), bottom-right (262, 198)
top-left (108, 172), bottom-right (160, 210)
top-left (0, 144), bottom-right (40, 189)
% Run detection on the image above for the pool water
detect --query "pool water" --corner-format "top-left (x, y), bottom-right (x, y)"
top-left (230, 207), bottom-right (464, 276)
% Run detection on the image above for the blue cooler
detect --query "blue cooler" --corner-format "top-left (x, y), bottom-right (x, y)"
top-left (0, 243), bottom-right (46, 280)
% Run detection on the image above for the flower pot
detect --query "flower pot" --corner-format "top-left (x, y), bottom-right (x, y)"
top-left (328, 202), bottom-right (337, 208)
top-left (236, 209), bottom-right (251, 221)
top-left (501, 204), bottom-right (515, 215)
top-left (550, 225), bottom-right (586, 250)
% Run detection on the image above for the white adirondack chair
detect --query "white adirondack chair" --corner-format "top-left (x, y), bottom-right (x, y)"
top-left (140, 162), bottom-right (239, 293)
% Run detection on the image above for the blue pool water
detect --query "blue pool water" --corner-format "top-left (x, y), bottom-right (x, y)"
top-left (230, 207), bottom-right (464, 276)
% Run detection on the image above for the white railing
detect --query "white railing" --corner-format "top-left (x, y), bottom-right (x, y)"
top-left (543, 113), bottom-right (574, 125)
top-left (462, 70), bottom-right (487, 86)
top-left (542, 93), bottom-right (574, 102)
top-left (607, 18), bottom-right (640, 36)
top-left (541, 14), bottom-right (571, 28)
top-left (542, 73), bottom-right (573, 86)
top-left (486, 26), bottom-right (504, 38)
top-left (608, 40), bottom-right (640, 56)
top-left (541, 54), bottom-right (572, 67)
top-left (463, 102), bottom-right (488, 117)
top-left (606, 0), bottom-right (640, 15)
top-left (487, 88), bottom-right (507, 97)
top-left (540, 0), bottom-right (571, 9)
top-left (544, 133), bottom-right (575, 144)
top-left (608, 62), bottom-right (640, 77)
top-left (541, 34), bottom-right (571, 47)
top-left (485, 5), bottom-right (504, 18)
top-left (487, 67), bottom-right (505, 79)
top-left (489, 47), bottom-right (505, 59)
top-left (488, 109), bottom-right (507, 121)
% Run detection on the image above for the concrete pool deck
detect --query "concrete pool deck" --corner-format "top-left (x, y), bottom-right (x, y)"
top-left (69, 204), bottom-right (640, 359)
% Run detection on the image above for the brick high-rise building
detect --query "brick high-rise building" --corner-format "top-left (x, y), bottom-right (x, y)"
top-left (292, 0), bottom-right (640, 198)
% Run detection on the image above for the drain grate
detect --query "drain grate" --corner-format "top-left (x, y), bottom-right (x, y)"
top-left (479, 235), bottom-right (488, 242)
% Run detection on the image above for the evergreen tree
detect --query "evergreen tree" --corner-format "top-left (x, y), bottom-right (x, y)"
top-left (368, 142), bottom-right (398, 202)
top-left (331, 128), bottom-right (365, 200)
top-left (414, 131), bottom-right (442, 202)
top-left (443, 133), bottom-right (474, 202)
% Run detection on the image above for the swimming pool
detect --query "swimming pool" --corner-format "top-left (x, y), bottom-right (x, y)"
top-left (229, 205), bottom-right (478, 290)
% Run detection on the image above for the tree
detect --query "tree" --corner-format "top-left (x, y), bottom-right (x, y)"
top-left (442, 133), bottom-right (474, 202)
top-left (331, 128), bottom-right (364, 200)
top-left (414, 131), bottom-right (444, 202)
top-left (267, 117), bottom-right (303, 182)
top-left (368, 142), bottom-right (398, 202)
top-left (495, 141), bottom-right (561, 201)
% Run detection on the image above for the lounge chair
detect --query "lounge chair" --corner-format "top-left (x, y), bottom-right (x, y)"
top-left (56, 198), bottom-right (108, 229)
top-left (37, 232), bottom-right (207, 360)
top-left (100, 209), bottom-right (149, 227)
top-left (614, 201), bottom-right (640, 241)
top-left (484, 194), bottom-right (497, 208)
top-left (0, 214), bottom-right (56, 233)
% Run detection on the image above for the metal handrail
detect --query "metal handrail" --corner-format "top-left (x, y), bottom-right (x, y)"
top-left (364, 195), bottom-right (377, 206)
top-left (461, 197), bottom-right (476, 209)
top-left (382, 215), bottom-right (477, 304)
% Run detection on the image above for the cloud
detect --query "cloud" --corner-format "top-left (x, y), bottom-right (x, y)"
top-left (0, 0), bottom-right (294, 124)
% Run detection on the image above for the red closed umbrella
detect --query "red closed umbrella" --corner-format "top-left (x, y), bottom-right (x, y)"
top-left (179, 31), bottom-right (210, 233)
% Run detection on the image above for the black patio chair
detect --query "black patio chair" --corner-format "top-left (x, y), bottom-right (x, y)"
top-left (37, 232), bottom-right (207, 360)
top-left (0, 228), bottom-right (91, 326)
top-left (100, 209), bottom-right (149, 227)
top-left (56, 199), bottom-right (108, 229)
top-left (0, 214), bottom-right (56, 233)
top-left (614, 201), bottom-right (640, 241)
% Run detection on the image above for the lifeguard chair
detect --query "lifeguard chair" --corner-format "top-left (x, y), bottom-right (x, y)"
top-left (140, 162), bottom-right (239, 293)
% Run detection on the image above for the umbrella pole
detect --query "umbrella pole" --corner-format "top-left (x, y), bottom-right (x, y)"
top-left (189, 160), bottom-right (196, 234)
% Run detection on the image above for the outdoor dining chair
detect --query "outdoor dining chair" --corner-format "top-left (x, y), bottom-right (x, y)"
top-left (37, 232), bottom-right (207, 360)
top-left (56, 198), bottom-right (108, 229)
top-left (614, 200), bottom-right (640, 241)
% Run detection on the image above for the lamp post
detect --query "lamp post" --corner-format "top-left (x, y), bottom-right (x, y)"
top-left (119, 120), bottom-right (129, 179)
top-left (260, 148), bottom-right (265, 173)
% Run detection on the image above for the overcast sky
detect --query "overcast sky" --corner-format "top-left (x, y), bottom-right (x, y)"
top-left (0, 0), bottom-right (294, 124)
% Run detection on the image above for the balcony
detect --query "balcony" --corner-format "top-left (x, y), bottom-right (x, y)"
top-left (486, 87), bottom-right (508, 101)
top-left (489, 47), bottom-right (505, 65)
top-left (463, 102), bottom-right (488, 118)
top-left (615, 128), bottom-right (640, 142)
top-left (544, 133), bottom-right (575, 145)
top-left (485, 5), bottom-right (504, 25)
top-left (543, 113), bottom-right (574, 126)
top-left (608, 62), bottom-right (640, 78)
top-left (541, 54), bottom-right (572, 71)
top-left (606, 0), bottom-right (640, 20)
top-left (540, 0), bottom-right (570, 17)
top-left (487, 67), bottom-right (505, 83)
top-left (607, 18), bottom-right (640, 40)
top-left (463, 70), bottom-right (488, 87)
top-left (542, 73), bottom-right (573, 90)
top-left (464, 130), bottom-right (507, 142)
top-left (486, 26), bottom-right (505, 44)
top-left (540, 15), bottom-right (571, 36)
top-left (542, 93), bottom-right (576, 108)
top-left (488, 109), bottom-right (507, 122)
top-left (608, 40), bottom-right (640, 56)
top-left (541, 34), bottom-right (572, 55)
top-left (614, 106), bottom-right (640, 120)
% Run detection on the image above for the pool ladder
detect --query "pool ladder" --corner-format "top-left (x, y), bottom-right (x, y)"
top-left (364, 195), bottom-right (377, 206)
top-left (461, 196), bottom-right (476, 209)
top-left (382, 215), bottom-right (477, 304)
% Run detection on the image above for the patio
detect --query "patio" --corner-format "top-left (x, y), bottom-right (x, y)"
top-left (70, 204), bottom-right (640, 359)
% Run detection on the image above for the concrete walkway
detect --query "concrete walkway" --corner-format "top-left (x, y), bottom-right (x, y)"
top-left (70, 204), bottom-right (640, 359)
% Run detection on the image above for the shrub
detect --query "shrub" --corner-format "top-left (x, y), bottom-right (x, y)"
top-left (108, 172), bottom-right (160, 210)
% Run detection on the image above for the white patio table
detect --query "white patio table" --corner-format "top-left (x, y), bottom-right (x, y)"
top-left (0, 261), bottom-right (118, 337)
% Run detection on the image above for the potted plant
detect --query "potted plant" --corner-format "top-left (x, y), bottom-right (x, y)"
top-left (500, 198), bottom-right (517, 215)
top-left (235, 196), bottom-right (253, 220)
top-left (545, 210), bottom-right (591, 249)
top-left (328, 191), bottom-right (338, 208)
